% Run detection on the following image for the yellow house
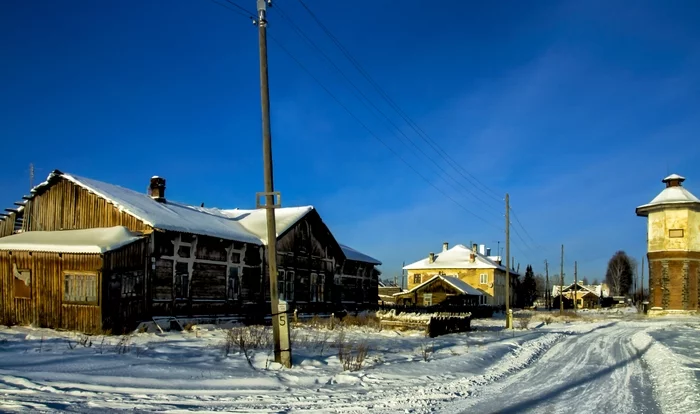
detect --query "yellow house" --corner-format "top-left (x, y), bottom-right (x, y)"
top-left (403, 243), bottom-right (516, 306)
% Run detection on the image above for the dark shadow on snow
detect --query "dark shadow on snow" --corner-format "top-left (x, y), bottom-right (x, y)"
top-left (465, 340), bottom-right (652, 414)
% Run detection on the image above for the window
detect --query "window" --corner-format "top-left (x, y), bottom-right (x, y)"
top-left (64, 273), bottom-right (98, 304)
top-left (13, 265), bottom-right (31, 298)
top-left (423, 293), bottom-right (433, 306)
top-left (228, 267), bottom-right (240, 300)
top-left (278, 270), bottom-right (296, 302)
top-left (175, 262), bottom-right (189, 299)
top-left (480, 273), bottom-right (488, 284)
top-left (310, 272), bottom-right (324, 302)
top-left (669, 229), bottom-right (684, 238)
top-left (121, 272), bottom-right (143, 298)
top-left (231, 252), bottom-right (241, 264)
top-left (413, 274), bottom-right (422, 284)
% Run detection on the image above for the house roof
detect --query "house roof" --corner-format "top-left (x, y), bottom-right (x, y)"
top-left (553, 282), bottom-right (608, 298)
top-left (0, 226), bottom-right (144, 254)
top-left (403, 244), bottom-right (513, 273)
top-left (395, 274), bottom-right (483, 296)
top-left (219, 206), bottom-right (314, 245)
top-left (30, 171), bottom-right (263, 245)
top-left (636, 173), bottom-right (700, 216)
top-left (19, 171), bottom-right (364, 262)
top-left (339, 244), bottom-right (382, 265)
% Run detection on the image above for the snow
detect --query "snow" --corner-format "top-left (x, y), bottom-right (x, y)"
top-left (637, 173), bottom-right (700, 214)
top-left (0, 226), bottom-right (143, 254)
top-left (339, 244), bottom-right (382, 265)
top-left (218, 206), bottom-right (314, 245)
top-left (397, 274), bottom-right (483, 296)
top-left (403, 244), bottom-right (513, 272)
top-left (31, 171), bottom-right (263, 245)
top-left (3, 312), bottom-right (694, 413)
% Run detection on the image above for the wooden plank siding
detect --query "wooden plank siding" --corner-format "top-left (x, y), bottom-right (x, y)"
top-left (0, 212), bottom-right (17, 238)
top-left (273, 210), bottom-right (344, 313)
top-left (23, 177), bottom-right (151, 233)
top-left (0, 250), bottom-right (104, 332)
top-left (103, 239), bottom-right (148, 333)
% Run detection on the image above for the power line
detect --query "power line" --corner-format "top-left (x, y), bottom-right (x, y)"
top-left (294, 0), bottom-right (505, 204)
top-left (266, 34), bottom-right (501, 230)
top-left (509, 207), bottom-right (539, 249)
top-left (272, 3), bottom-right (504, 214)
top-left (209, 0), bottom-right (255, 20)
top-left (210, 1), bottom-right (504, 230)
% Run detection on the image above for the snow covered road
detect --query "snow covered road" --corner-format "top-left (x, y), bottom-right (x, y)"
top-left (1, 315), bottom-right (699, 413)
top-left (448, 321), bottom-right (661, 414)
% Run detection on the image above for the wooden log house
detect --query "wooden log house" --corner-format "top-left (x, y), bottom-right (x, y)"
top-left (0, 170), bottom-right (381, 331)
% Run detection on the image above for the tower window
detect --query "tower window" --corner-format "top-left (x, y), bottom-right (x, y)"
top-left (669, 229), bottom-right (684, 238)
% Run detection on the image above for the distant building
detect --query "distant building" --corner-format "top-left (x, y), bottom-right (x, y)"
top-left (403, 243), bottom-right (518, 306)
top-left (552, 282), bottom-right (609, 309)
top-left (392, 274), bottom-right (483, 307)
top-left (636, 174), bottom-right (700, 314)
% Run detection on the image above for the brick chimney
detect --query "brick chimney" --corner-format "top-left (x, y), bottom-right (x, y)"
top-left (428, 252), bottom-right (435, 264)
top-left (442, 242), bottom-right (449, 252)
top-left (149, 176), bottom-right (166, 202)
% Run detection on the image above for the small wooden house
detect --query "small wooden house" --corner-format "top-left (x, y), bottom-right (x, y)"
top-left (0, 227), bottom-right (147, 332)
top-left (393, 275), bottom-right (483, 307)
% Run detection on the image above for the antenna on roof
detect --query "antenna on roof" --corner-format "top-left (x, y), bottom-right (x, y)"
top-left (29, 163), bottom-right (34, 190)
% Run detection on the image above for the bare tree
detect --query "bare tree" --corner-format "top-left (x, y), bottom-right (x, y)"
top-left (605, 251), bottom-right (634, 296)
top-left (581, 277), bottom-right (590, 285)
top-left (592, 278), bottom-right (600, 285)
top-left (534, 274), bottom-right (546, 300)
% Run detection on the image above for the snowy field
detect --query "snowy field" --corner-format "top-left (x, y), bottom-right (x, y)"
top-left (1, 309), bottom-right (699, 413)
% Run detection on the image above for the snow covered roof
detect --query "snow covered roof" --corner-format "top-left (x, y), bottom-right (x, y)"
top-left (403, 244), bottom-right (509, 272)
top-left (395, 274), bottom-right (483, 296)
top-left (0, 226), bottom-right (144, 254)
top-left (30, 171), bottom-right (263, 245)
top-left (637, 173), bottom-right (700, 216)
top-left (339, 244), bottom-right (382, 265)
top-left (552, 282), bottom-right (608, 298)
top-left (218, 206), bottom-right (314, 245)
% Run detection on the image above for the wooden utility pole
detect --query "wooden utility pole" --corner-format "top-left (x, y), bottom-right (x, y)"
top-left (574, 261), bottom-right (578, 313)
top-left (560, 244), bottom-right (564, 314)
top-left (256, 0), bottom-right (291, 368)
top-left (545, 259), bottom-right (549, 309)
top-left (641, 255), bottom-right (645, 304)
top-left (505, 194), bottom-right (511, 328)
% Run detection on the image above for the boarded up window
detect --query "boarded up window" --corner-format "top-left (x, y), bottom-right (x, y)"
top-left (195, 237), bottom-right (228, 262)
top-left (227, 267), bottom-right (240, 300)
top-left (191, 262), bottom-right (226, 299)
top-left (175, 262), bottom-right (190, 299)
top-left (64, 273), bottom-right (98, 304)
top-left (154, 259), bottom-right (173, 300)
top-left (669, 229), bottom-right (684, 238)
top-left (177, 245), bottom-right (191, 258)
top-left (13, 266), bottom-right (31, 298)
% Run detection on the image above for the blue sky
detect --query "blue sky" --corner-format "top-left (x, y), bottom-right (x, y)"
top-left (2, 0), bottom-right (699, 283)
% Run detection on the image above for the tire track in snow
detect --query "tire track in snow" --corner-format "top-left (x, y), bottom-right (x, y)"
top-left (448, 322), bottom-right (660, 414)
top-left (631, 329), bottom-right (700, 414)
